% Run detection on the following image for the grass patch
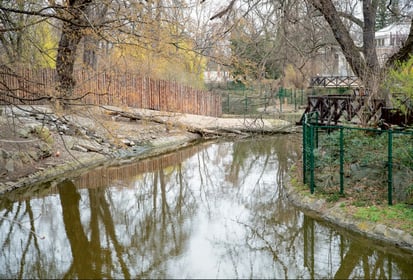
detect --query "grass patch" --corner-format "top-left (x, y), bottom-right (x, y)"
top-left (354, 203), bottom-right (413, 233)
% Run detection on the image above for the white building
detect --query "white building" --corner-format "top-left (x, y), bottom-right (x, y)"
top-left (375, 22), bottom-right (411, 66)
top-left (319, 21), bottom-right (411, 77)
top-left (203, 63), bottom-right (231, 83)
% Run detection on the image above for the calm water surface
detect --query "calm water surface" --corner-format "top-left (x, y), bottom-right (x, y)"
top-left (0, 135), bottom-right (412, 279)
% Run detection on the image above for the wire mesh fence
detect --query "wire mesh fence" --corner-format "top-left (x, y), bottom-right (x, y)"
top-left (206, 82), bottom-right (317, 116)
top-left (220, 87), bottom-right (308, 115)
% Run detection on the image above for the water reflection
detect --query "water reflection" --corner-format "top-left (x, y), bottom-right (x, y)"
top-left (0, 135), bottom-right (412, 279)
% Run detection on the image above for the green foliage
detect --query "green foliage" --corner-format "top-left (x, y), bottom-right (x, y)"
top-left (355, 206), bottom-right (381, 222)
top-left (375, 0), bottom-right (401, 30)
top-left (31, 21), bottom-right (57, 68)
top-left (355, 204), bottom-right (413, 232)
top-left (406, 184), bottom-right (413, 204)
top-left (0, 1), bottom-right (58, 68)
top-left (325, 192), bottom-right (343, 203)
top-left (386, 55), bottom-right (413, 115)
top-left (311, 128), bottom-right (412, 204)
top-left (34, 126), bottom-right (54, 144)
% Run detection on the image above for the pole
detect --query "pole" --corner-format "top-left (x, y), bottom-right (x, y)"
top-left (388, 130), bottom-right (393, 205)
top-left (339, 126), bottom-right (344, 195)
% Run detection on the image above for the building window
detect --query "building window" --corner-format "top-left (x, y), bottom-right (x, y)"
top-left (376, 38), bottom-right (385, 47)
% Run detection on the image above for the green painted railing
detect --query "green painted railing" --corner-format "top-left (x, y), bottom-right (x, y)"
top-left (302, 112), bottom-right (413, 205)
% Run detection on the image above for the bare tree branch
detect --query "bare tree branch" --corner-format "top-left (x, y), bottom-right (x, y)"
top-left (210, 0), bottom-right (236, 20)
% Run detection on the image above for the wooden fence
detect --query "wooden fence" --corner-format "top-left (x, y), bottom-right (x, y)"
top-left (0, 68), bottom-right (222, 117)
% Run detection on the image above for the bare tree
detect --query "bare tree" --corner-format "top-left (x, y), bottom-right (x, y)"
top-left (304, 0), bottom-right (413, 98)
top-left (210, 0), bottom-right (413, 98)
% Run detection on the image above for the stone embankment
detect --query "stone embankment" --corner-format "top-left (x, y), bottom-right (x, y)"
top-left (285, 176), bottom-right (413, 253)
top-left (0, 105), bottom-right (295, 194)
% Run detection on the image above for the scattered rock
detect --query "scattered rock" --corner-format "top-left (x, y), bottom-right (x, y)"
top-left (72, 144), bottom-right (88, 153)
top-left (17, 128), bottom-right (31, 138)
top-left (5, 159), bottom-right (14, 172)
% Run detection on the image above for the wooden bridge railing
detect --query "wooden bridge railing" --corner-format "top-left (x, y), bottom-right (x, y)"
top-left (310, 76), bottom-right (361, 88)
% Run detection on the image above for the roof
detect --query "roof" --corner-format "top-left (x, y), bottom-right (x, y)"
top-left (376, 22), bottom-right (411, 38)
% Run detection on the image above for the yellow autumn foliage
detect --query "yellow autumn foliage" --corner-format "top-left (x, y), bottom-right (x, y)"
top-left (111, 26), bottom-right (206, 89)
top-left (24, 20), bottom-right (58, 69)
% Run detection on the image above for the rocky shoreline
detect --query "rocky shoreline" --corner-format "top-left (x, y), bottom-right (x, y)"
top-left (1, 104), bottom-right (412, 254)
top-left (0, 105), bottom-right (203, 194)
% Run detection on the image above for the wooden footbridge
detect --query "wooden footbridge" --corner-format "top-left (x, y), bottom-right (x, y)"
top-left (298, 76), bottom-right (384, 125)
top-left (297, 94), bottom-right (385, 125)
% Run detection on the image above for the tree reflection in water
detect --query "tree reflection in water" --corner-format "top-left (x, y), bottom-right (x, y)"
top-left (0, 135), bottom-right (412, 279)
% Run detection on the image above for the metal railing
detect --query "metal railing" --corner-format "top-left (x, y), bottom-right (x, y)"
top-left (302, 112), bottom-right (413, 205)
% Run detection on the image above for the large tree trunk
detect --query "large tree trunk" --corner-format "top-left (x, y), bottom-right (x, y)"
top-left (56, 24), bottom-right (83, 99)
top-left (81, 4), bottom-right (109, 71)
top-left (310, 0), bottom-right (366, 79)
top-left (361, 1), bottom-right (381, 95)
top-left (308, 0), bottom-right (413, 125)
top-left (55, 0), bottom-right (93, 106)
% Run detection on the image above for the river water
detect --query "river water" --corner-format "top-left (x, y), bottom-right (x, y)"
top-left (0, 135), bottom-right (412, 279)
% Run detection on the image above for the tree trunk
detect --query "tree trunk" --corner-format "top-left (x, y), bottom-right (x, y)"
top-left (82, 35), bottom-right (98, 70)
top-left (386, 17), bottom-right (413, 67)
top-left (55, 0), bottom-right (92, 106)
top-left (56, 23), bottom-right (83, 100)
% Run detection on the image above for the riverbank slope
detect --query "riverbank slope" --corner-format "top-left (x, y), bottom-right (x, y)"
top-left (0, 105), bottom-right (294, 193)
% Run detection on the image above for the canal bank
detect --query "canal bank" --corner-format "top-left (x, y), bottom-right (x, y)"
top-left (0, 105), bottom-right (294, 193)
top-left (285, 173), bottom-right (413, 253)
top-left (0, 104), bottom-right (412, 254)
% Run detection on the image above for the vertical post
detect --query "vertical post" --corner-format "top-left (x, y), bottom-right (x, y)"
top-left (279, 87), bottom-right (283, 112)
top-left (314, 112), bottom-right (319, 148)
top-left (244, 89), bottom-right (248, 114)
top-left (310, 124), bottom-right (315, 194)
top-left (294, 89), bottom-right (297, 111)
top-left (301, 88), bottom-right (304, 105)
top-left (339, 126), bottom-right (344, 195)
top-left (264, 92), bottom-right (267, 112)
top-left (388, 130), bottom-right (393, 205)
top-left (227, 92), bottom-right (230, 113)
top-left (303, 115), bottom-right (307, 184)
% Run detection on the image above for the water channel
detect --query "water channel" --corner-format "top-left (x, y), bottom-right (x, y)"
top-left (0, 135), bottom-right (412, 279)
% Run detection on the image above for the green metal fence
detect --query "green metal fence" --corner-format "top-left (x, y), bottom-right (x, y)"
top-left (218, 86), bottom-right (308, 115)
top-left (302, 112), bottom-right (413, 205)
